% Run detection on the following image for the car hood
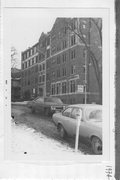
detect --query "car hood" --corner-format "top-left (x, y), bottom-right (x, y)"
top-left (89, 119), bottom-right (102, 128)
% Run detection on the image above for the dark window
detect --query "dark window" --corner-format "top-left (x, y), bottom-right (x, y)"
top-left (70, 80), bottom-right (76, 93)
top-left (56, 83), bottom-right (61, 94)
top-left (71, 65), bottom-right (76, 74)
top-left (62, 67), bottom-right (66, 77)
top-left (62, 82), bottom-right (67, 94)
top-left (62, 40), bottom-right (67, 49)
top-left (43, 63), bottom-right (45, 70)
top-left (42, 75), bottom-right (45, 82)
top-left (57, 56), bottom-right (61, 64)
top-left (51, 84), bottom-right (56, 95)
top-left (62, 53), bottom-right (66, 63)
top-left (46, 49), bottom-right (50, 58)
top-left (71, 49), bottom-right (76, 59)
top-left (71, 35), bottom-right (76, 46)
top-left (52, 71), bottom-right (55, 79)
top-left (57, 69), bottom-right (60, 78)
top-left (39, 65), bottom-right (42, 71)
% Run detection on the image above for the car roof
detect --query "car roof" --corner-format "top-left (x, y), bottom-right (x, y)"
top-left (67, 104), bottom-right (102, 109)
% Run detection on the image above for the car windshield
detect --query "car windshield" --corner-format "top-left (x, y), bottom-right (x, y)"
top-left (88, 109), bottom-right (102, 121)
top-left (45, 97), bottom-right (63, 104)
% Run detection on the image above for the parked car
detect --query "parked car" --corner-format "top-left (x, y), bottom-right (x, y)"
top-left (52, 104), bottom-right (102, 154)
top-left (27, 96), bottom-right (67, 116)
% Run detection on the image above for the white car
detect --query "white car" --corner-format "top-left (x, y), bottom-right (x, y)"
top-left (52, 104), bottom-right (102, 154)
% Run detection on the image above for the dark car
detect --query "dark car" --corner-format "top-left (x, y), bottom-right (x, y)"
top-left (27, 96), bottom-right (67, 116)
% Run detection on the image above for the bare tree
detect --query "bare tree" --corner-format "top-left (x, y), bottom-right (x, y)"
top-left (64, 18), bottom-right (102, 103)
top-left (11, 46), bottom-right (19, 68)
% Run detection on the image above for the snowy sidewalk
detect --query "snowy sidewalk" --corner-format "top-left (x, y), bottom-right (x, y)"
top-left (11, 123), bottom-right (84, 162)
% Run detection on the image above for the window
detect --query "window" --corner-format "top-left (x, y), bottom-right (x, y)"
top-left (51, 84), bottom-right (56, 95)
top-left (39, 64), bottom-right (42, 71)
top-left (35, 65), bottom-right (38, 72)
top-left (46, 49), bottom-right (50, 58)
top-left (71, 108), bottom-right (82, 119)
top-left (22, 63), bottom-right (24, 69)
top-left (43, 63), bottom-right (45, 70)
top-left (88, 109), bottom-right (102, 121)
top-left (71, 20), bottom-right (76, 30)
top-left (39, 76), bottom-right (42, 82)
top-left (56, 44), bottom-right (61, 52)
top-left (28, 60), bottom-right (30, 67)
top-left (62, 82), bottom-right (67, 94)
top-left (32, 58), bottom-right (34, 65)
top-left (62, 40), bottom-right (67, 49)
top-left (36, 56), bottom-right (38, 63)
top-left (62, 53), bottom-right (66, 63)
top-left (42, 75), bottom-right (45, 82)
top-left (35, 77), bottom-right (38, 84)
top-left (57, 69), bottom-right (60, 78)
top-left (57, 56), bottom-right (61, 64)
top-left (70, 35), bottom-right (76, 46)
top-left (25, 62), bottom-right (27, 68)
top-left (69, 80), bottom-right (76, 93)
top-left (62, 67), bottom-right (66, 77)
top-left (52, 71), bottom-right (55, 79)
top-left (71, 65), bottom-right (76, 74)
top-left (71, 49), bottom-right (76, 59)
top-left (62, 107), bottom-right (73, 117)
top-left (56, 83), bottom-right (61, 94)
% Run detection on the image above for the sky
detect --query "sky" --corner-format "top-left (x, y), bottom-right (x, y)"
top-left (4, 9), bottom-right (57, 68)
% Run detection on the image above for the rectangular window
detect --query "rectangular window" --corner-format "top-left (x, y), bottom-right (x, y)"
top-left (22, 63), bottom-right (24, 69)
top-left (62, 67), bottom-right (66, 77)
top-left (70, 35), bottom-right (76, 46)
top-left (62, 82), bottom-right (67, 94)
top-left (46, 49), bottom-right (50, 58)
top-left (62, 40), bottom-right (67, 49)
top-left (71, 49), bottom-right (76, 59)
top-left (71, 65), bottom-right (76, 74)
top-left (56, 83), bottom-right (61, 94)
top-left (69, 80), bottom-right (76, 93)
top-left (43, 63), bottom-right (45, 70)
top-left (57, 69), bottom-right (60, 78)
top-left (51, 84), bottom-right (56, 95)
top-left (28, 60), bottom-right (30, 67)
top-left (25, 62), bottom-right (27, 68)
top-left (62, 53), bottom-right (66, 63)
top-left (42, 75), bottom-right (45, 82)
top-left (32, 58), bottom-right (34, 65)
top-left (39, 64), bottom-right (42, 71)
top-left (57, 56), bottom-right (61, 64)
top-left (52, 71), bottom-right (55, 79)
top-left (39, 76), bottom-right (42, 83)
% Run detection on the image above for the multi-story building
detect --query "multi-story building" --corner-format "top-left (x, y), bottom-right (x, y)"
top-left (46, 18), bottom-right (102, 104)
top-left (21, 18), bottom-right (102, 104)
top-left (21, 43), bottom-right (39, 100)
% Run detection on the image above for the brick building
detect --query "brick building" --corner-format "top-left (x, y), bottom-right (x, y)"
top-left (21, 18), bottom-right (102, 104)
top-left (46, 18), bottom-right (102, 104)
top-left (21, 43), bottom-right (39, 100)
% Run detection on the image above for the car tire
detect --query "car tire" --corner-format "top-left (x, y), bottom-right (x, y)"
top-left (91, 136), bottom-right (102, 154)
top-left (58, 124), bottom-right (66, 139)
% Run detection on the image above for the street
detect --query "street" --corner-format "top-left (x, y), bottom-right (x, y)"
top-left (11, 105), bottom-right (93, 161)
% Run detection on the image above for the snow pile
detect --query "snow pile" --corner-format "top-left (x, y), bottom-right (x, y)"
top-left (11, 123), bottom-right (84, 162)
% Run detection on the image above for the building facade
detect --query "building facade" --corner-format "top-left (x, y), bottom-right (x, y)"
top-left (11, 68), bottom-right (21, 101)
top-left (21, 18), bottom-right (102, 104)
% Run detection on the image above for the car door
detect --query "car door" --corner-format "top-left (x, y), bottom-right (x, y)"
top-left (60, 107), bottom-right (73, 136)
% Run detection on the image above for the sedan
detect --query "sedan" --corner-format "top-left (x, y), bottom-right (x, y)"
top-left (52, 104), bottom-right (102, 154)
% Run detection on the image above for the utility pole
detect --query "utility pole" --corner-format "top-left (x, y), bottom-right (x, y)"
top-left (84, 50), bottom-right (87, 104)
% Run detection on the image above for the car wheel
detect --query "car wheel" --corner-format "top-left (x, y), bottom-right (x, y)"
top-left (58, 124), bottom-right (66, 138)
top-left (91, 136), bottom-right (102, 154)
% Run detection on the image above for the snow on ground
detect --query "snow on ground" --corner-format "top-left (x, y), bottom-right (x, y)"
top-left (11, 122), bottom-right (84, 162)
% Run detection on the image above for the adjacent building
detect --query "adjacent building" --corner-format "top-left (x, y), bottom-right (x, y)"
top-left (21, 18), bottom-right (102, 104)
